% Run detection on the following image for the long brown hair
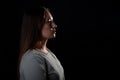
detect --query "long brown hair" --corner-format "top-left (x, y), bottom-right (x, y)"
top-left (17, 6), bottom-right (48, 80)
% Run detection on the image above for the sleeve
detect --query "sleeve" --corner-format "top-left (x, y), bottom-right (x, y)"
top-left (21, 55), bottom-right (46, 80)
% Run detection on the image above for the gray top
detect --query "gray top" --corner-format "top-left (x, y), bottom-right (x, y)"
top-left (19, 49), bottom-right (65, 80)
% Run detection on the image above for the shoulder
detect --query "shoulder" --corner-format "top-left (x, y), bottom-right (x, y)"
top-left (20, 49), bottom-right (46, 67)
top-left (19, 49), bottom-right (47, 80)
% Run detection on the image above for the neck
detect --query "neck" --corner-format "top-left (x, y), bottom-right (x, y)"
top-left (34, 39), bottom-right (48, 50)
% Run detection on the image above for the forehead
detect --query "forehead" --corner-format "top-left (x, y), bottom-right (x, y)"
top-left (44, 9), bottom-right (53, 20)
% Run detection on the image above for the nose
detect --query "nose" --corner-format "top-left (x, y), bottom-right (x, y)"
top-left (52, 21), bottom-right (57, 29)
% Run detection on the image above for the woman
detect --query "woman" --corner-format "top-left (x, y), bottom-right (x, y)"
top-left (18, 6), bottom-right (65, 80)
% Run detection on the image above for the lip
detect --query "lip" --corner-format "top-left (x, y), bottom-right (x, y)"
top-left (52, 30), bottom-right (56, 34)
top-left (53, 31), bottom-right (56, 33)
top-left (50, 28), bottom-right (56, 32)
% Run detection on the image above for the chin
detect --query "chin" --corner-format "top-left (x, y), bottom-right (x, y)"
top-left (50, 34), bottom-right (56, 39)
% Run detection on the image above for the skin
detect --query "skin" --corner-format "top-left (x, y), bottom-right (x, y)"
top-left (34, 9), bottom-right (57, 54)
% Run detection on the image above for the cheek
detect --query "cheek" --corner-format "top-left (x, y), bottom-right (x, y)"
top-left (41, 26), bottom-right (51, 37)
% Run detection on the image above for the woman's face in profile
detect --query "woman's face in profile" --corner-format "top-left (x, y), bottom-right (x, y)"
top-left (41, 9), bottom-right (57, 39)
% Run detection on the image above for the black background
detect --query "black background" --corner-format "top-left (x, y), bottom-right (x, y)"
top-left (1, 0), bottom-right (115, 80)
